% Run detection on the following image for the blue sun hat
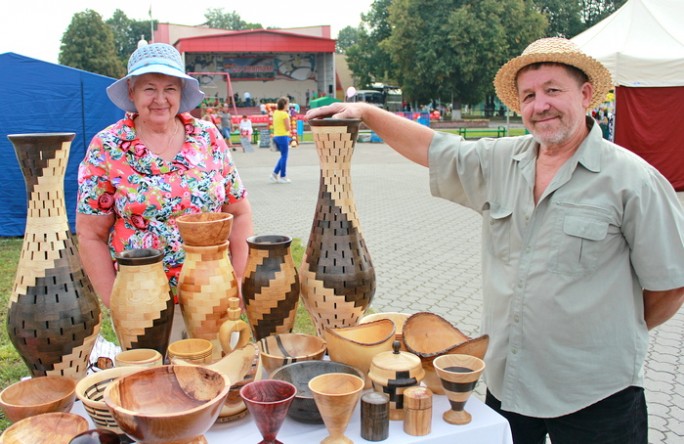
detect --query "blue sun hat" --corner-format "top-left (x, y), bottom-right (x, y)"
top-left (106, 43), bottom-right (204, 113)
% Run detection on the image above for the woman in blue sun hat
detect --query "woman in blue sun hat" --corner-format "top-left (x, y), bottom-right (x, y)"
top-left (75, 43), bottom-right (254, 317)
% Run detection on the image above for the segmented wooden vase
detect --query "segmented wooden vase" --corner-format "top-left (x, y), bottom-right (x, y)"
top-left (242, 235), bottom-right (300, 341)
top-left (110, 248), bottom-right (174, 356)
top-left (178, 241), bottom-right (238, 361)
top-left (7, 133), bottom-right (101, 379)
top-left (300, 119), bottom-right (376, 336)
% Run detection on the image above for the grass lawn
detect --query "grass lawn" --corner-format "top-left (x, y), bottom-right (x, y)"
top-left (0, 236), bottom-right (312, 432)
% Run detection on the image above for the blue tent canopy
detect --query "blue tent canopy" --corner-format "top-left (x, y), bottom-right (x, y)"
top-left (0, 52), bottom-right (123, 236)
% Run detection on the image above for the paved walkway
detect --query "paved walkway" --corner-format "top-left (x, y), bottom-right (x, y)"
top-left (233, 140), bottom-right (683, 444)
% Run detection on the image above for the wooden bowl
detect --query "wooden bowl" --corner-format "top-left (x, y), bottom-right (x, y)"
top-left (270, 360), bottom-right (365, 424)
top-left (360, 312), bottom-right (410, 350)
top-left (176, 212), bottom-right (233, 246)
top-left (258, 333), bottom-right (327, 375)
top-left (0, 376), bottom-right (76, 423)
top-left (1, 412), bottom-right (88, 444)
top-left (167, 338), bottom-right (214, 364)
top-left (402, 312), bottom-right (489, 394)
top-left (103, 365), bottom-right (230, 444)
top-left (323, 319), bottom-right (395, 388)
top-left (75, 366), bottom-right (146, 434)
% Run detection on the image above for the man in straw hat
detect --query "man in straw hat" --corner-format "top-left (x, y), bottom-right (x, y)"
top-left (306, 37), bottom-right (684, 443)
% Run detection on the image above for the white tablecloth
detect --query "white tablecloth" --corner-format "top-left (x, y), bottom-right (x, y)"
top-left (73, 392), bottom-right (512, 443)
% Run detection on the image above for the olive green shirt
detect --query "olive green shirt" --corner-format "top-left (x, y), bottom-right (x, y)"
top-left (428, 119), bottom-right (684, 417)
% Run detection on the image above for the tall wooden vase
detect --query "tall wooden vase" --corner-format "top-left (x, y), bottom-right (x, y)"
top-left (242, 235), bottom-right (300, 341)
top-left (300, 119), bottom-right (376, 336)
top-left (6, 133), bottom-right (101, 379)
top-left (110, 248), bottom-right (174, 356)
top-left (177, 212), bottom-right (239, 361)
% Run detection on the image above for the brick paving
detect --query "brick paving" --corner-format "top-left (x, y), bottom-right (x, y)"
top-left (233, 140), bottom-right (683, 444)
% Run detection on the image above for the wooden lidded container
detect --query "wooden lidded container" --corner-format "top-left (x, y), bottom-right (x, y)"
top-left (368, 340), bottom-right (424, 420)
top-left (403, 386), bottom-right (433, 436)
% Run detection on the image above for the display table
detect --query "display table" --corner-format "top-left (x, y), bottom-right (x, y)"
top-left (72, 392), bottom-right (512, 443)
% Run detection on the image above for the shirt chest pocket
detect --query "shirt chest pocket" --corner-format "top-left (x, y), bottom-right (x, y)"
top-left (548, 215), bottom-right (609, 276)
top-left (486, 206), bottom-right (513, 263)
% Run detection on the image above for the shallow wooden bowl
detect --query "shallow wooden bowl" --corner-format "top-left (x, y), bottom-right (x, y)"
top-left (270, 360), bottom-right (365, 424)
top-left (0, 376), bottom-right (76, 423)
top-left (0, 412), bottom-right (88, 444)
top-left (323, 319), bottom-right (395, 388)
top-left (360, 312), bottom-right (410, 350)
top-left (103, 365), bottom-right (230, 444)
top-left (176, 212), bottom-right (233, 246)
top-left (74, 366), bottom-right (147, 434)
top-left (258, 333), bottom-right (327, 375)
top-left (402, 312), bottom-right (489, 394)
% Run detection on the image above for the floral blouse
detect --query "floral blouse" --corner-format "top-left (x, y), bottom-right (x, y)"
top-left (77, 112), bottom-right (247, 291)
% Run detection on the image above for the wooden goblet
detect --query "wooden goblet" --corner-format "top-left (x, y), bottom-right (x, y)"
top-left (308, 373), bottom-right (365, 444)
top-left (432, 354), bottom-right (485, 425)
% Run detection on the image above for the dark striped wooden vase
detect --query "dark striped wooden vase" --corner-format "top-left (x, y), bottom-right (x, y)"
top-left (300, 119), bottom-right (376, 336)
top-left (110, 248), bottom-right (174, 356)
top-left (7, 133), bottom-right (101, 379)
top-left (242, 235), bottom-right (300, 341)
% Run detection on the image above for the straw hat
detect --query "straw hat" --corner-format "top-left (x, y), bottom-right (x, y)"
top-left (493, 37), bottom-right (612, 114)
top-left (107, 43), bottom-right (204, 113)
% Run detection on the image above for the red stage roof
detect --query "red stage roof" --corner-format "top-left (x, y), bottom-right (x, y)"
top-left (176, 29), bottom-right (336, 54)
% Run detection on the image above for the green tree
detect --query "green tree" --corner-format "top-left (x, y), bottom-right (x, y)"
top-left (345, 0), bottom-right (395, 88)
top-left (580, 0), bottom-right (627, 29)
top-left (106, 9), bottom-right (155, 67)
top-left (533, 0), bottom-right (584, 37)
top-left (386, 0), bottom-right (546, 106)
top-left (336, 26), bottom-right (360, 54)
top-left (59, 10), bottom-right (126, 78)
top-left (204, 8), bottom-right (262, 30)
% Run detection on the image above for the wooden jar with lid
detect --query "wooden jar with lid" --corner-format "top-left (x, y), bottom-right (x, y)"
top-left (368, 340), bottom-right (424, 420)
top-left (403, 386), bottom-right (433, 436)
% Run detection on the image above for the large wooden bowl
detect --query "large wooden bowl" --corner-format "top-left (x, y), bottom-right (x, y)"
top-left (176, 212), bottom-right (233, 246)
top-left (402, 312), bottom-right (489, 394)
top-left (75, 366), bottom-right (146, 434)
top-left (258, 333), bottom-right (327, 375)
top-left (270, 360), bottom-right (365, 424)
top-left (103, 365), bottom-right (230, 444)
top-left (0, 376), bottom-right (76, 423)
top-left (323, 319), bottom-right (395, 388)
top-left (0, 412), bottom-right (88, 443)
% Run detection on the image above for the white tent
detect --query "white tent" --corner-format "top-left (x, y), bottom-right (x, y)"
top-left (572, 0), bottom-right (684, 190)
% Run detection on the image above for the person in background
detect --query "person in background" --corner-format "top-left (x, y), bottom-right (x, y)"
top-left (76, 43), bottom-right (254, 335)
top-left (269, 96), bottom-right (292, 184)
top-left (220, 104), bottom-right (233, 139)
top-left (306, 37), bottom-right (684, 444)
top-left (239, 115), bottom-right (254, 153)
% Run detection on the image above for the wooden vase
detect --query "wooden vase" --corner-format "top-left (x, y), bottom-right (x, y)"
top-left (110, 248), bottom-right (174, 356)
top-left (6, 133), bottom-right (101, 379)
top-left (178, 241), bottom-right (238, 361)
top-left (300, 119), bottom-right (375, 336)
top-left (242, 235), bottom-right (300, 341)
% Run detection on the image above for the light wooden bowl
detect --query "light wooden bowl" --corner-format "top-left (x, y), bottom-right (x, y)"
top-left (360, 312), bottom-right (410, 350)
top-left (270, 360), bottom-right (365, 424)
top-left (176, 212), bottom-right (233, 246)
top-left (103, 365), bottom-right (230, 444)
top-left (0, 412), bottom-right (88, 444)
top-left (402, 312), bottom-right (489, 394)
top-left (0, 376), bottom-right (76, 423)
top-left (74, 366), bottom-right (146, 434)
top-left (167, 338), bottom-right (214, 364)
top-left (258, 333), bottom-right (327, 375)
top-left (323, 319), bottom-right (395, 388)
